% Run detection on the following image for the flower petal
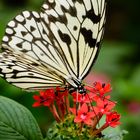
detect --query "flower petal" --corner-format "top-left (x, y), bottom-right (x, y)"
top-left (80, 103), bottom-right (88, 113)
top-left (84, 119), bottom-right (93, 125)
top-left (33, 95), bottom-right (40, 101)
top-left (87, 112), bottom-right (96, 118)
top-left (74, 116), bottom-right (82, 123)
top-left (69, 108), bottom-right (76, 115)
top-left (32, 102), bottom-right (41, 107)
top-left (104, 83), bottom-right (111, 93)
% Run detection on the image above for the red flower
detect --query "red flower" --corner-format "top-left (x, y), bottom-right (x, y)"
top-left (105, 112), bottom-right (121, 127)
top-left (94, 82), bottom-right (111, 96)
top-left (70, 103), bottom-right (95, 125)
top-left (72, 92), bottom-right (93, 103)
top-left (85, 82), bottom-right (112, 102)
top-left (32, 89), bottom-right (55, 107)
top-left (93, 98), bottom-right (116, 115)
top-left (85, 85), bottom-right (96, 93)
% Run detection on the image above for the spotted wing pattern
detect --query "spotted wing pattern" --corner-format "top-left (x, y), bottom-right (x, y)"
top-left (0, 0), bottom-right (106, 90)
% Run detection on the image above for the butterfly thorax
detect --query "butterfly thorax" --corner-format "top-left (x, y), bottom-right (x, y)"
top-left (68, 84), bottom-right (86, 94)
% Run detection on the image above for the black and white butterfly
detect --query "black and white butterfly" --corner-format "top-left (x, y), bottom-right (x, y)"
top-left (0, 0), bottom-right (106, 92)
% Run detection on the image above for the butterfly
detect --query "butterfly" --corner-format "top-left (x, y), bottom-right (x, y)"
top-left (0, 0), bottom-right (106, 92)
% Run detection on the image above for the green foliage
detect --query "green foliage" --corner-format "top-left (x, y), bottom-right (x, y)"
top-left (45, 115), bottom-right (126, 140)
top-left (46, 115), bottom-right (94, 140)
top-left (0, 96), bottom-right (43, 140)
top-left (0, 95), bottom-right (127, 140)
top-left (103, 128), bottom-right (128, 140)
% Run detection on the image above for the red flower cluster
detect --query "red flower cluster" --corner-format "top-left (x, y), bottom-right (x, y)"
top-left (106, 111), bottom-right (121, 127)
top-left (70, 82), bottom-right (120, 130)
top-left (33, 89), bottom-right (55, 107)
top-left (33, 87), bottom-right (69, 122)
top-left (32, 82), bottom-right (121, 136)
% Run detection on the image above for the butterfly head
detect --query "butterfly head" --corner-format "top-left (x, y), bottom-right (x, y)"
top-left (68, 84), bottom-right (86, 95)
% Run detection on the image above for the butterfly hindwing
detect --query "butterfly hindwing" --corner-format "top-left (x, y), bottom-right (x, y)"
top-left (0, 50), bottom-right (64, 90)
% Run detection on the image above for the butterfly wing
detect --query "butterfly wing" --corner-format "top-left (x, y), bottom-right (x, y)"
top-left (2, 11), bottom-right (72, 80)
top-left (0, 0), bottom-right (106, 90)
top-left (2, 10), bottom-right (80, 88)
top-left (0, 50), bottom-right (64, 90)
top-left (41, 0), bottom-right (106, 82)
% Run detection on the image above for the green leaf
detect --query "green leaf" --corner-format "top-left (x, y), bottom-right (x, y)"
top-left (103, 127), bottom-right (128, 140)
top-left (0, 96), bottom-right (43, 140)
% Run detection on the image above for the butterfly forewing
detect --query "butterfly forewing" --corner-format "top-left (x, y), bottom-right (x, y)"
top-left (79, 0), bottom-right (106, 78)
top-left (41, 0), bottom-right (106, 81)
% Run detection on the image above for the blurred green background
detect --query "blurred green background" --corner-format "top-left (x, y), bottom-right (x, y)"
top-left (0, 0), bottom-right (140, 139)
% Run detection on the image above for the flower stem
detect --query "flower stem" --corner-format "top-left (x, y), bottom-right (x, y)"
top-left (49, 104), bottom-right (61, 123)
top-left (91, 123), bottom-right (108, 136)
top-left (79, 123), bottom-right (84, 134)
